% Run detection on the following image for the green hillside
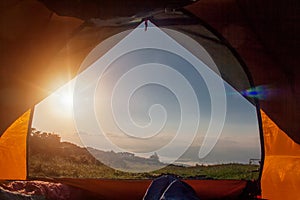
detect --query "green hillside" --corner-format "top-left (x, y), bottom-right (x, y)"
top-left (28, 129), bottom-right (259, 180)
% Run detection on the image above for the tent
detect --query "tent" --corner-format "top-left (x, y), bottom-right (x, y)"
top-left (0, 0), bottom-right (299, 199)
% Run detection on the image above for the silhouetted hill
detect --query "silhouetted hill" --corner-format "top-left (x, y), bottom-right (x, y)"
top-left (28, 129), bottom-right (163, 175)
top-left (28, 129), bottom-right (259, 180)
top-left (87, 147), bottom-right (163, 171)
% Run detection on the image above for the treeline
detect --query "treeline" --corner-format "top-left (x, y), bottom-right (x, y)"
top-left (29, 128), bottom-right (161, 166)
top-left (29, 128), bottom-right (103, 165)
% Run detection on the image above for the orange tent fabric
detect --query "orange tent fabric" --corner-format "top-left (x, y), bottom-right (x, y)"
top-left (261, 110), bottom-right (300, 199)
top-left (0, 109), bottom-right (31, 180)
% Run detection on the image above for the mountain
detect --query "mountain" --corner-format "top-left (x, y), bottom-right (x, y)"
top-left (28, 130), bottom-right (163, 175)
top-left (87, 147), bottom-right (163, 171)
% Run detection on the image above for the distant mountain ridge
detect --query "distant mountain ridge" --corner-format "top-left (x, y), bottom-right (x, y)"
top-left (87, 147), bottom-right (163, 171)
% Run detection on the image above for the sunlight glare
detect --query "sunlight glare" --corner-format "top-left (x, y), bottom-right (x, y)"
top-left (59, 92), bottom-right (74, 108)
top-left (55, 82), bottom-right (75, 112)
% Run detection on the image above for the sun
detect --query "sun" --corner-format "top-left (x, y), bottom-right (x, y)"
top-left (56, 83), bottom-right (74, 111)
top-left (59, 92), bottom-right (73, 108)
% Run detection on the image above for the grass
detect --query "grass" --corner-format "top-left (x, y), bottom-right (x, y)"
top-left (156, 164), bottom-right (259, 180)
top-left (28, 131), bottom-right (260, 180)
top-left (29, 154), bottom-right (259, 180)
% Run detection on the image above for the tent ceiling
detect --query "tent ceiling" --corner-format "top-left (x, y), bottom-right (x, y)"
top-left (186, 0), bottom-right (300, 142)
top-left (39, 0), bottom-right (196, 20)
top-left (0, 0), bottom-right (299, 143)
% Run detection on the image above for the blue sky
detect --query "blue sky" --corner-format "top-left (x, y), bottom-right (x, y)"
top-left (32, 21), bottom-right (261, 165)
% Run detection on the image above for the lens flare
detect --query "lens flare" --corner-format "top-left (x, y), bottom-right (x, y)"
top-left (241, 85), bottom-right (271, 100)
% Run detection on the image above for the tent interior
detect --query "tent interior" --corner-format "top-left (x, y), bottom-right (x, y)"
top-left (0, 0), bottom-right (299, 199)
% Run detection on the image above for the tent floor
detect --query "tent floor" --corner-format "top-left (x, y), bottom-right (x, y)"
top-left (1, 178), bottom-right (259, 199)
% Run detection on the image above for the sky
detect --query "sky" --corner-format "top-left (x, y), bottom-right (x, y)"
top-left (32, 21), bottom-right (261, 165)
